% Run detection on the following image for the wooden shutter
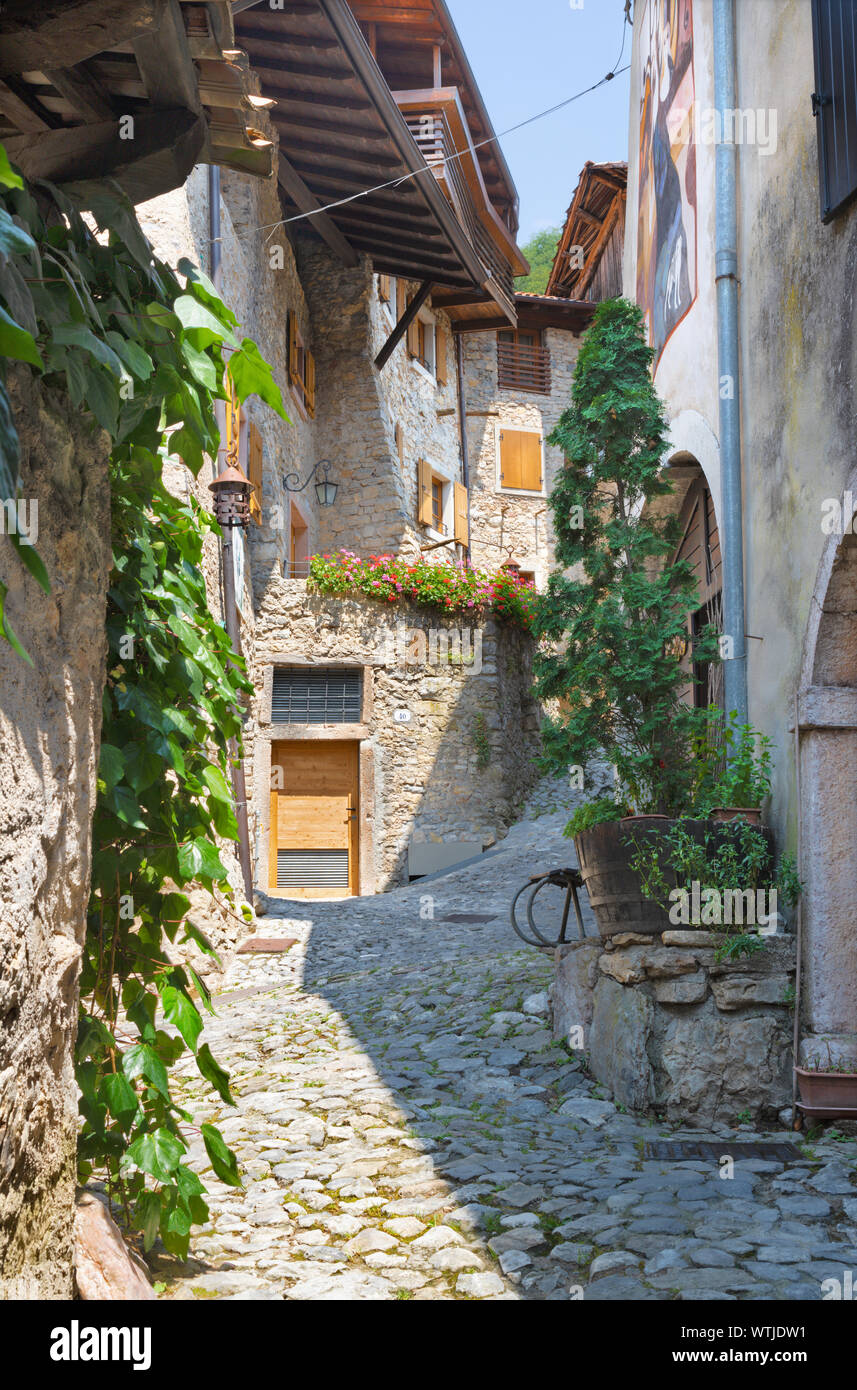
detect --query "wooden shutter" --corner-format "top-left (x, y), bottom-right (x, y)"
top-left (454, 482), bottom-right (469, 546)
top-left (396, 278), bottom-right (407, 320)
top-left (395, 420), bottom-right (404, 466)
top-left (288, 310), bottom-right (299, 385)
top-left (248, 422), bottom-right (263, 524)
top-left (435, 326), bottom-right (448, 384)
top-left (407, 298), bottom-right (421, 359)
top-left (305, 351), bottom-right (316, 418)
top-left (500, 428), bottom-right (541, 491)
top-left (417, 458), bottom-right (433, 525)
top-left (379, 273), bottom-right (391, 302)
top-left (520, 432), bottom-right (542, 491)
top-left (499, 428), bottom-right (521, 489)
top-left (812, 0), bottom-right (857, 220)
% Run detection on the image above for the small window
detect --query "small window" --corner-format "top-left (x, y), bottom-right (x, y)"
top-left (812, 0), bottom-right (857, 220)
top-left (408, 307), bottom-right (436, 377)
top-left (272, 667), bottom-right (362, 724)
top-left (431, 478), bottom-right (444, 532)
top-left (288, 311), bottom-right (316, 417)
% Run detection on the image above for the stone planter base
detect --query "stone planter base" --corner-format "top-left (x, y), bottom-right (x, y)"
top-left (551, 930), bottom-right (796, 1124)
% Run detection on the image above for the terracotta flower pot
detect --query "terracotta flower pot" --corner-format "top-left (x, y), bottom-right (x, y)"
top-left (711, 807), bottom-right (762, 827)
top-left (795, 1067), bottom-right (857, 1119)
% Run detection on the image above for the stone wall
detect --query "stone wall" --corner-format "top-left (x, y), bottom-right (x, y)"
top-left (552, 930), bottom-right (796, 1125)
top-left (0, 370), bottom-right (111, 1298)
top-left (249, 584), bottom-right (539, 893)
top-left (462, 327), bottom-right (581, 584)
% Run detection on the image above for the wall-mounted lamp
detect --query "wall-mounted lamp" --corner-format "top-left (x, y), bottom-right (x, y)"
top-left (283, 459), bottom-right (338, 507)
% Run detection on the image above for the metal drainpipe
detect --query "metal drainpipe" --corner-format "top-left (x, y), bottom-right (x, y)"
top-left (209, 164), bottom-right (254, 901)
top-left (713, 0), bottom-right (748, 724)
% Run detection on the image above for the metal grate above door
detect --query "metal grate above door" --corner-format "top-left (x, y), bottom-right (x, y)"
top-left (277, 850), bottom-right (349, 889)
top-left (272, 667), bottom-right (362, 724)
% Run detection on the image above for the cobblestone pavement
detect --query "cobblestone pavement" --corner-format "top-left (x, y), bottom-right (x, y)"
top-left (160, 784), bottom-right (857, 1302)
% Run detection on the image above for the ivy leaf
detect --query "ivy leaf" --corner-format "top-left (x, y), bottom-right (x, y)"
top-left (201, 764), bottom-right (232, 804)
top-left (0, 147), bottom-right (23, 190)
top-left (228, 337), bottom-right (289, 419)
top-left (0, 303), bottom-right (43, 369)
top-left (98, 742), bottom-right (125, 792)
top-left (0, 208), bottom-right (35, 257)
top-left (201, 1123), bottom-right (242, 1187)
top-left (177, 837), bottom-right (228, 883)
top-left (8, 529), bottom-right (49, 594)
top-left (52, 323), bottom-right (125, 376)
top-left (161, 984), bottom-right (202, 1054)
top-left (122, 1043), bottom-right (170, 1099)
top-left (180, 338), bottom-right (218, 392)
top-left (136, 1191), bottom-right (162, 1252)
top-left (107, 784), bottom-right (147, 829)
top-left (83, 365), bottom-right (119, 435)
top-left (0, 580), bottom-right (32, 665)
top-left (99, 1071), bottom-right (139, 1122)
top-left (178, 258), bottom-right (238, 326)
top-left (196, 1043), bottom-right (234, 1105)
top-left (181, 919), bottom-right (220, 961)
top-left (173, 294), bottom-right (238, 348)
top-left (0, 376), bottom-right (19, 501)
top-left (104, 330), bottom-right (154, 381)
top-left (125, 1126), bottom-right (186, 1184)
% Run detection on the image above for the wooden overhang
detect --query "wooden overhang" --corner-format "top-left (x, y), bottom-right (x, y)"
top-left (448, 291), bottom-right (596, 337)
top-left (0, 0), bottom-right (274, 204)
top-left (233, 0), bottom-right (521, 325)
top-left (546, 160), bottom-right (627, 300)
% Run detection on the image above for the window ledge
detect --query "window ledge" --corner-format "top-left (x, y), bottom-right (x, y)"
top-left (411, 358), bottom-right (437, 387)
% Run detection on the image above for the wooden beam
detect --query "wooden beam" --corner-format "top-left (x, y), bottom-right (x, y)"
top-left (4, 107), bottom-right (205, 198)
top-left (0, 78), bottom-right (52, 133)
top-left (0, 0), bottom-right (159, 76)
top-left (44, 63), bottom-right (115, 121)
top-left (277, 152), bottom-right (359, 267)
top-left (133, 0), bottom-right (201, 113)
top-left (374, 278), bottom-right (431, 370)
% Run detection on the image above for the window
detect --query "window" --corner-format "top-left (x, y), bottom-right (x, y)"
top-left (272, 667), bottom-right (362, 724)
top-left (497, 329), bottom-right (551, 393)
top-left (498, 427), bottom-right (543, 493)
top-left (417, 461), bottom-right (469, 546)
top-left (812, 0), bottom-right (857, 220)
top-left (431, 478), bottom-right (443, 531)
top-left (378, 273), bottom-right (392, 303)
top-left (288, 310), bottom-right (316, 417)
top-left (408, 303), bottom-right (443, 381)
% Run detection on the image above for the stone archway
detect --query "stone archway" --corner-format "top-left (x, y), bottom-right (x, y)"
top-left (797, 501), bottom-right (857, 1056)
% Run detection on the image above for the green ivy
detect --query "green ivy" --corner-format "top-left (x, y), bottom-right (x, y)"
top-left (0, 151), bottom-right (288, 1259)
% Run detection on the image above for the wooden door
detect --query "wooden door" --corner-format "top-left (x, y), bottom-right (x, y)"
top-left (269, 741), bottom-right (359, 899)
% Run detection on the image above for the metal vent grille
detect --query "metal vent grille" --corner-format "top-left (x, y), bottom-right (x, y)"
top-left (277, 850), bottom-right (349, 889)
top-left (272, 667), bottom-right (362, 724)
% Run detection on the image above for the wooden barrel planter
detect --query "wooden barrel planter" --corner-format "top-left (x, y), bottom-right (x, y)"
top-left (574, 816), bottom-right (775, 940)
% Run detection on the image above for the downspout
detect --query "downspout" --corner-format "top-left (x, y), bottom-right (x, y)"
top-left (209, 164), bottom-right (254, 900)
top-left (713, 0), bottom-right (748, 723)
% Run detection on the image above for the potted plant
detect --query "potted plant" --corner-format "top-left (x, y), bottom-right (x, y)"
top-left (694, 714), bottom-right (772, 826)
top-left (796, 1044), bottom-right (857, 1119)
top-left (532, 298), bottom-right (720, 937)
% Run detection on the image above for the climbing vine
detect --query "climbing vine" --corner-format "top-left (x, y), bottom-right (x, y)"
top-left (0, 149), bottom-right (288, 1257)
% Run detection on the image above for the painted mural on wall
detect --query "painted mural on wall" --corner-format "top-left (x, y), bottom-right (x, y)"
top-left (636, 0), bottom-right (697, 368)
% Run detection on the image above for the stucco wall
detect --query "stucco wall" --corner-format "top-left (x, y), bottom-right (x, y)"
top-left (0, 370), bottom-right (111, 1298)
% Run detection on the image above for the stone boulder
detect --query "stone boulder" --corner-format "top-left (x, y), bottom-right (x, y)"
top-left (73, 1192), bottom-right (156, 1301)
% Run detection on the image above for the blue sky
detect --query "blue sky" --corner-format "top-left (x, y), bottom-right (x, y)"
top-left (447, 0), bottom-right (631, 243)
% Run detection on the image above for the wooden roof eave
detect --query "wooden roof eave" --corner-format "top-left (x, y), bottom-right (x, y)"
top-left (319, 0), bottom-right (514, 320)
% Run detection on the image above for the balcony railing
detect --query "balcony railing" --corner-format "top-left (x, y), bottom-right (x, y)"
top-left (497, 341), bottom-right (552, 395)
top-left (394, 88), bottom-right (522, 320)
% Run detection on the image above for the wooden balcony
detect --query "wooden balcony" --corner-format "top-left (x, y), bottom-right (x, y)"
top-left (497, 341), bottom-right (552, 395)
top-left (393, 87), bottom-right (527, 323)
